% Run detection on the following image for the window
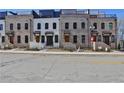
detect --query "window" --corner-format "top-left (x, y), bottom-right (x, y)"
top-left (109, 22), bottom-right (113, 30)
top-left (81, 22), bottom-right (85, 29)
top-left (53, 23), bottom-right (57, 29)
top-left (2, 36), bottom-right (5, 43)
top-left (37, 23), bottom-right (41, 30)
top-left (25, 35), bottom-right (28, 43)
top-left (73, 35), bottom-right (77, 43)
top-left (41, 35), bottom-right (45, 43)
top-left (98, 35), bottom-right (101, 42)
top-left (10, 23), bottom-right (13, 30)
top-left (65, 22), bottom-right (69, 29)
top-left (55, 35), bottom-right (58, 43)
top-left (0, 24), bottom-right (3, 30)
top-left (101, 23), bottom-right (105, 29)
top-left (17, 36), bottom-right (21, 43)
top-left (111, 35), bottom-right (115, 43)
top-left (82, 35), bottom-right (85, 43)
top-left (45, 23), bottom-right (49, 29)
top-left (73, 22), bottom-right (77, 29)
top-left (93, 23), bottom-right (97, 29)
top-left (25, 23), bottom-right (28, 30)
top-left (17, 23), bottom-right (21, 30)
top-left (64, 35), bottom-right (70, 42)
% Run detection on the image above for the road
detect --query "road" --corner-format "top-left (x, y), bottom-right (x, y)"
top-left (0, 53), bottom-right (124, 83)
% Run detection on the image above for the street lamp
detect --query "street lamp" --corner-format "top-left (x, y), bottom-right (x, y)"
top-left (89, 25), bottom-right (96, 51)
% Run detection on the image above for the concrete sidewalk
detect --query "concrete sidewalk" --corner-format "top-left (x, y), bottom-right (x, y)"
top-left (0, 49), bottom-right (124, 55)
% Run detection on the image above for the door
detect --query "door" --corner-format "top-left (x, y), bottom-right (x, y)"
top-left (35, 36), bottom-right (40, 43)
top-left (46, 36), bottom-right (53, 46)
top-left (103, 36), bottom-right (110, 45)
top-left (64, 35), bottom-right (70, 42)
top-left (10, 36), bottom-right (14, 44)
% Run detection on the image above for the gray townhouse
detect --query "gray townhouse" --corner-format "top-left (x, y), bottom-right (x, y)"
top-left (5, 14), bottom-right (33, 48)
top-left (60, 10), bottom-right (89, 49)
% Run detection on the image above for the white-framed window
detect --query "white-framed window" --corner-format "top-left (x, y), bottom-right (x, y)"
top-left (17, 35), bottom-right (21, 43)
top-left (73, 22), bottom-right (77, 29)
top-left (53, 23), bottom-right (57, 29)
top-left (65, 22), bottom-right (69, 29)
top-left (55, 35), bottom-right (58, 43)
top-left (0, 24), bottom-right (3, 30)
top-left (2, 36), bottom-right (5, 43)
top-left (101, 23), bottom-right (105, 29)
top-left (111, 35), bottom-right (115, 43)
top-left (82, 35), bottom-right (85, 43)
top-left (109, 22), bottom-right (113, 30)
top-left (73, 35), bottom-right (77, 43)
top-left (81, 22), bottom-right (85, 29)
top-left (45, 23), bottom-right (49, 29)
top-left (17, 23), bottom-right (21, 30)
top-left (93, 22), bottom-right (97, 29)
top-left (10, 23), bottom-right (13, 30)
top-left (37, 23), bottom-right (41, 30)
top-left (41, 35), bottom-right (45, 43)
top-left (25, 23), bottom-right (28, 30)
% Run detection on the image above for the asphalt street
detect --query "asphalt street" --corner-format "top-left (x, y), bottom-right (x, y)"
top-left (0, 53), bottom-right (124, 83)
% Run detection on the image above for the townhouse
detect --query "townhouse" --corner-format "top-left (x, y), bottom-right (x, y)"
top-left (30, 18), bottom-right (60, 49)
top-left (0, 19), bottom-right (5, 48)
top-left (0, 12), bottom-right (6, 49)
top-left (5, 14), bottom-right (33, 48)
top-left (60, 10), bottom-right (89, 49)
top-left (89, 14), bottom-right (117, 49)
top-left (30, 10), bottom-right (60, 49)
top-left (118, 21), bottom-right (124, 50)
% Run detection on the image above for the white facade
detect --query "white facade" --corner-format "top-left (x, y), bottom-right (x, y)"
top-left (30, 18), bottom-right (60, 49)
top-left (0, 20), bottom-right (5, 48)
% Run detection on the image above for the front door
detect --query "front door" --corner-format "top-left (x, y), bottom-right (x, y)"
top-left (9, 36), bottom-right (14, 44)
top-left (103, 36), bottom-right (110, 45)
top-left (46, 36), bottom-right (53, 46)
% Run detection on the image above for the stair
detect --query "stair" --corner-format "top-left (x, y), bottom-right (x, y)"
top-left (96, 42), bottom-right (111, 51)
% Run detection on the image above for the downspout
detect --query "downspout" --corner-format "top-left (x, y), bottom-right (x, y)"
top-left (115, 18), bottom-right (118, 49)
top-left (87, 9), bottom-right (90, 48)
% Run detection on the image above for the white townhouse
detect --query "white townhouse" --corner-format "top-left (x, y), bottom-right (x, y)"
top-left (0, 20), bottom-right (5, 48)
top-left (30, 18), bottom-right (60, 49)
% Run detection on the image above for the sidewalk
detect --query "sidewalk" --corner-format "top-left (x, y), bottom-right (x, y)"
top-left (0, 49), bottom-right (124, 55)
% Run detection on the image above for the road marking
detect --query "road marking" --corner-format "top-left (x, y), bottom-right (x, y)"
top-left (91, 61), bottom-right (124, 64)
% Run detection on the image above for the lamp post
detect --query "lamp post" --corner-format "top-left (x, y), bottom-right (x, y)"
top-left (89, 25), bottom-right (96, 51)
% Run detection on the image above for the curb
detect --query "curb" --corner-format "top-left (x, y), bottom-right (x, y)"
top-left (0, 51), bottom-right (124, 56)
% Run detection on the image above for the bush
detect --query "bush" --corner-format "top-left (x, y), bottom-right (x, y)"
top-left (63, 43), bottom-right (76, 52)
top-left (4, 47), bottom-right (12, 50)
top-left (26, 48), bottom-right (40, 51)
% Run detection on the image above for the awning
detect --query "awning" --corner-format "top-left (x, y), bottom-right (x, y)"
top-left (45, 31), bottom-right (54, 35)
top-left (33, 31), bottom-right (41, 34)
top-left (6, 31), bottom-right (14, 36)
top-left (102, 31), bottom-right (112, 36)
top-left (91, 31), bottom-right (98, 36)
